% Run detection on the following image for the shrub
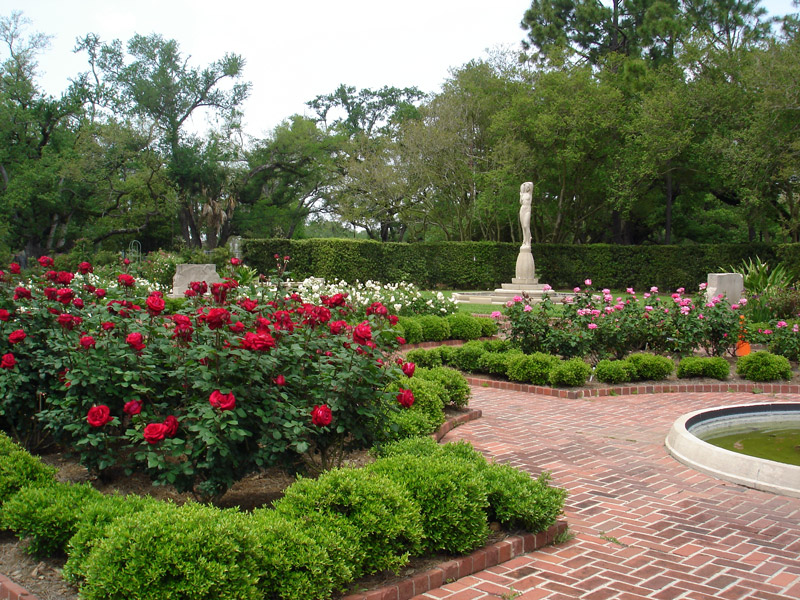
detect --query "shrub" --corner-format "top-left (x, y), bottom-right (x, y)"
top-left (63, 494), bottom-right (162, 584)
top-left (80, 502), bottom-right (260, 600)
top-left (1, 482), bottom-right (104, 556)
top-left (405, 348), bottom-right (442, 369)
top-left (549, 358), bottom-right (591, 387)
top-left (594, 359), bottom-right (636, 384)
top-left (368, 454), bottom-right (489, 554)
top-left (0, 433), bottom-right (57, 505)
top-left (506, 353), bottom-right (560, 385)
top-left (446, 314), bottom-right (483, 341)
top-left (391, 377), bottom-right (446, 429)
top-left (437, 345), bottom-right (458, 364)
top-left (478, 349), bottom-right (523, 376)
top-left (482, 465), bottom-right (566, 533)
top-left (451, 340), bottom-right (486, 372)
top-left (415, 366), bottom-right (471, 408)
top-left (372, 436), bottom-right (441, 459)
top-left (383, 409), bottom-right (435, 442)
top-left (627, 353), bottom-right (675, 380)
top-left (418, 315), bottom-right (451, 342)
top-left (273, 467), bottom-right (423, 576)
top-left (476, 317), bottom-right (499, 338)
top-left (736, 351), bottom-right (793, 381)
top-left (397, 317), bottom-right (423, 344)
top-left (249, 509), bottom-right (361, 600)
top-left (677, 357), bottom-right (730, 380)
top-left (482, 339), bottom-right (510, 353)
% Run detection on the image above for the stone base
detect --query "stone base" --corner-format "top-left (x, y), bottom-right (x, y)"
top-left (452, 282), bottom-right (555, 305)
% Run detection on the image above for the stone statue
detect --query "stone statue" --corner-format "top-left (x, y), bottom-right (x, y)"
top-left (519, 181), bottom-right (533, 248)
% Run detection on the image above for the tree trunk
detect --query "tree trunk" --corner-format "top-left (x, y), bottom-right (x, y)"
top-left (179, 205), bottom-right (202, 248)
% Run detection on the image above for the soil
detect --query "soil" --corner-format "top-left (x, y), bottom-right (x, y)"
top-left (2, 353), bottom-right (798, 600)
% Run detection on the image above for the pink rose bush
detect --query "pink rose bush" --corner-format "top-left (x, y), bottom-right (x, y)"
top-left (0, 257), bottom-right (410, 499)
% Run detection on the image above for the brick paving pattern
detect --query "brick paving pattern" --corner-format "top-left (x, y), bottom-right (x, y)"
top-left (414, 387), bottom-right (800, 600)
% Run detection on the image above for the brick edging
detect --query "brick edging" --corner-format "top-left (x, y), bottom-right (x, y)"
top-left (464, 375), bottom-right (800, 399)
top-left (0, 574), bottom-right (36, 600)
top-left (340, 520), bottom-right (568, 600)
top-left (432, 408), bottom-right (482, 442)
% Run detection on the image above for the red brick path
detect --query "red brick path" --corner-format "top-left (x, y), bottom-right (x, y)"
top-left (415, 388), bottom-right (800, 600)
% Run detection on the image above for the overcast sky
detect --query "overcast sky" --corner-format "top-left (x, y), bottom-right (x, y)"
top-left (3, 0), bottom-right (798, 139)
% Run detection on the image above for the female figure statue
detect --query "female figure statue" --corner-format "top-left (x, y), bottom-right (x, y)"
top-left (519, 181), bottom-right (533, 248)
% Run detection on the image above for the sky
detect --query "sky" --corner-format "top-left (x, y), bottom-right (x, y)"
top-left (2, 0), bottom-right (798, 140)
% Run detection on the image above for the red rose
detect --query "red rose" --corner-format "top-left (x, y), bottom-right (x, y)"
top-left (271, 311), bottom-right (295, 333)
top-left (401, 362), bottom-right (416, 377)
top-left (78, 261), bottom-right (93, 274)
top-left (241, 331), bottom-right (276, 351)
top-left (274, 374), bottom-right (286, 386)
top-left (56, 288), bottom-right (75, 304)
top-left (238, 298), bottom-right (258, 312)
top-left (146, 294), bottom-right (166, 316)
top-left (123, 400), bottom-right (142, 415)
top-left (209, 390), bottom-right (236, 411)
top-left (80, 336), bottom-right (96, 349)
top-left (0, 309), bottom-right (10, 322)
top-left (302, 304), bottom-right (331, 327)
top-left (56, 271), bottom-right (74, 285)
top-left (94, 288), bottom-right (106, 299)
top-left (388, 315), bottom-right (398, 325)
top-left (72, 298), bottom-right (84, 309)
top-left (397, 388), bottom-right (415, 408)
top-left (352, 321), bottom-right (372, 345)
top-left (366, 302), bottom-right (388, 316)
top-left (329, 320), bottom-right (348, 335)
top-left (38, 256), bottom-right (54, 268)
top-left (211, 282), bottom-right (230, 304)
top-left (87, 405), bottom-right (113, 427)
top-left (1, 353), bottom-right (15, 369)
top-left (143, 422), bottom-right (168, 444)
top-left (229, 321), bottom-right (245, 334)
top-left (230, 257), bottom-right (242, 266)
top-left (396, 336), bottom-right (406, 345)
top-left (184, 289), bottom-right (197, 298)
top-left (101, 321), bottom-right (115, 331)
top-left (8, 329), bottom-right (26, 344)
top-left (13, 287), bottom-right (31, 300)
top-left (201, 307), bottom-right (231, 330)
top-left (9, 263), bottom-right (20, 274)
top-left (163, 415), bottom-right (179, 437)
top-left (190, 281), bottom-right (208, 295)
top-left (126, 332), bottom-right (145, 351)
top-left (311, 404), bottom-right (332, 426)
top-left (117, 273), bottom-right (135, 287)
top-left (43, 287), bottom-right (58, 300)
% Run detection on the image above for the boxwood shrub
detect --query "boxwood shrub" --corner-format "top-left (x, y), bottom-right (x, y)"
top-left (438, 345), bottom-right (458, 364)
top-left (415, 366), bottom-right (471, 408)
top-left (451, 340), bottom-right (486, 373)
top-left (418, 315), bottom-right (451, 342)
top-left (594, 359), bottom-right (636, 384)
top-left (447, 314), bottom-right (483, 341)
top-left (677, 357), bottom-right (730, 380)
top-left (549, 358), bottom-right (592, 387)
top-left (627, 353), bottom-right (675, 380)
top-left (506, 352), bottom-right (561, 385)
top-left (736, 351), bottom-right (793, 381)
top-left (0, 432), bottom-right (57, 506)
top-left (390, 377), bottom-right (446, 429)
top-left (397, 317), bottom-right (423, 345)
top-left (482, 339), bottom-right (510, 353)
top-left (383, 409), bottom-right (436, 442)
top-left (476, 317), bottom-right (499, 338)
top-left (478, 349), bottom-right (523, 376)
top-left (405, 348), bottom-right (442, 369)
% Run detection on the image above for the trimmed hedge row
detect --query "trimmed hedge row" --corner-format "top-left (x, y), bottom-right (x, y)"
top-left (397, 314), bottom-right (497, 345)
top-left (243, 238), bottom-right (789, 290)
top-left (0, 436), bottom-right (566, 600)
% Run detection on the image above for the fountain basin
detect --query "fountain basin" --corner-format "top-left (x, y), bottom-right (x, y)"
top-left (665, 402), bottom-right (800, 498)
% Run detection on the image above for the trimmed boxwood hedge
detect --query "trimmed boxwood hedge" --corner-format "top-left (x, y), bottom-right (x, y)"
top-left (243, 238), bottom-right (785, 290)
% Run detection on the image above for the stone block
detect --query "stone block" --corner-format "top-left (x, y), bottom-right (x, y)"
top-left (171, 264), bottom-right (223, 297)
top-left (706, 273), bottom-right (744, 304)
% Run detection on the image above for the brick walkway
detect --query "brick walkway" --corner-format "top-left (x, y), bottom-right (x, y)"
top-left (416, 388), bottom-right (800, 600)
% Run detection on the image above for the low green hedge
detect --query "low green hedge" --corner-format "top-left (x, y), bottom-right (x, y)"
top-left (415, 366), bottom-right (471, 408)
top-left (0, 432), bottom-right (57, 506)
top-left (677, 357), bottom-right (730, 380)
top-left (736, 351), bottom-right (793, 381)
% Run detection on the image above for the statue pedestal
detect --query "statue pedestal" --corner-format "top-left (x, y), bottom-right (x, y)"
top-left (515, 247), bottom-right (535, 281)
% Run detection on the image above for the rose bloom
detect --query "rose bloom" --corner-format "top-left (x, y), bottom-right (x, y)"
top-left (123, 257), bottom-right (130, 265)
top-left (241, 331), bottom-right (276, 351)
top-left (396, 388), bottom-right (415, 408)
top-left (352, 321), bottom-right (372, 345)
top-left (274, 374), bottom-right (286, 386)
top-left (57, 313), bottom-right (80, 330)
top-left (123, 400), bottom-right (142, 416)
top-left (523, 304), bottom-right (532, 312)
top-left (584, 279), bottom-right (592, 285)
top-left (94, 288), bottom-right (106, 299)
top-left (126, 332), bottom-right (145, 351)
top-left (209, 390), bottom-right (236, 411)
top-left (322, 293), bottom-right (347, 307)
top-left (78, 261), bottom-right (93, 274)
top-left (202, 307), bottom-right (231, 330)
top-left (190, 281), bottom-right (208, 295)
top-left (229, 321), bottom-right (245, 334)
top-left (163, 415), bottom-right (179, 437)
top-left (56, 271), bottom-right (74, 285)
top-left (9, 263), bottom-right (20, 274)
top-left (311, 404), bottom-right (332, 426)
top-left (143, 422), bottom-right (168, 444)
top-left (401, 362), bottom-right (416, 377)
top-left (80, 336), bottom-right (96, 349)
top-left (87, 405), bottom-right (112, 427)
top-left (13, 286), bottom-right (31, 300)
top-left (8, 329), bottom-right (26, 344)
top-left (146, 294), bottom-right (166, 316)
top-left (490, 311), bottom-right (502, 319)
top-left (56, 288), bottom-right (75, 304)
top-left (72, 298), bottom-right (84, 309)
top-left (587, 323), bottom-right (598, 329)
top-left (230, 257), bottom-right (242, 266)
top-left (101, 321), bottom-right (115, 331)
top-left (366, 301), bottom-right (388, 316)
top-left (396, 336), bottom-right (406, 345)
top-left (211, 282), bottom-right (229, 304)
top-left (117, 273), bottom-right (135, 287)
top-left (0, 309), bottom-right (10, 322)
top-left (184, 289), bottom-right (197, 298)
top-left (329, 320), bottom-right (348, 335)
top-left (38, 256), bottom-right (54, 267)
top-left (238, 298), bottom-right (258, 312)
top-left (1, 353), bottom-right (15, 369)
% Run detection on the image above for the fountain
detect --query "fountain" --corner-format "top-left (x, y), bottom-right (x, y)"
top-left (666, 402), bottom-right (800, 498)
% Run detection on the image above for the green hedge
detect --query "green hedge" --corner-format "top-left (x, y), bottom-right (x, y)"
top-left (243, 239), bottom-right (785, 290)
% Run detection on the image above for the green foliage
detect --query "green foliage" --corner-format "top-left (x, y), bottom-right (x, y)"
top-left (397, 317), bottom-right (424, 344)
top-left (475, 317), bottom-right (499, 338)
top-left (368, 454), bottom-right (489, 554)
top-left (0, 432), bottom-right (57, 505)
top-left (736, 351), bottom-right (793, 382)
top-left (506, 353), bottom-right (561, 385)
top-left (437, 345), bottom-right (458, 364)
top-left (372, 436), bottom-right (442, 459)
top-left (273, 468), bottom-right (423, 576)
top-left (390, 377), bottom-right (446, 430)
top-left (451, 340), bottom-right (487, 372)
top-left (383, 409), bottom-right (436, 442)
top-left (1, 482), bottom-right (104, 557)
top-left (415, 366), bottom-right (471, 408)
top-left (482, 338), bottom-right (511, 353)
top-left (548, 358), bottom-right (591, 387)
top-left (627, 353), bottom-right (675, 380)
top-left (594, 359), bottom-right (637, 384)
top-left (446, 313), bottom-right (483, 340)
top-left (677, 357), bottom-right (730, 380)
top-left (405, 347), bottom-right (442, 368)
top-left (417, 315), bottom-right (451, 342)
top-left (482, 465), bottom-right (566, 533)
top-left (80, 502), bottom-right (260, 600)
